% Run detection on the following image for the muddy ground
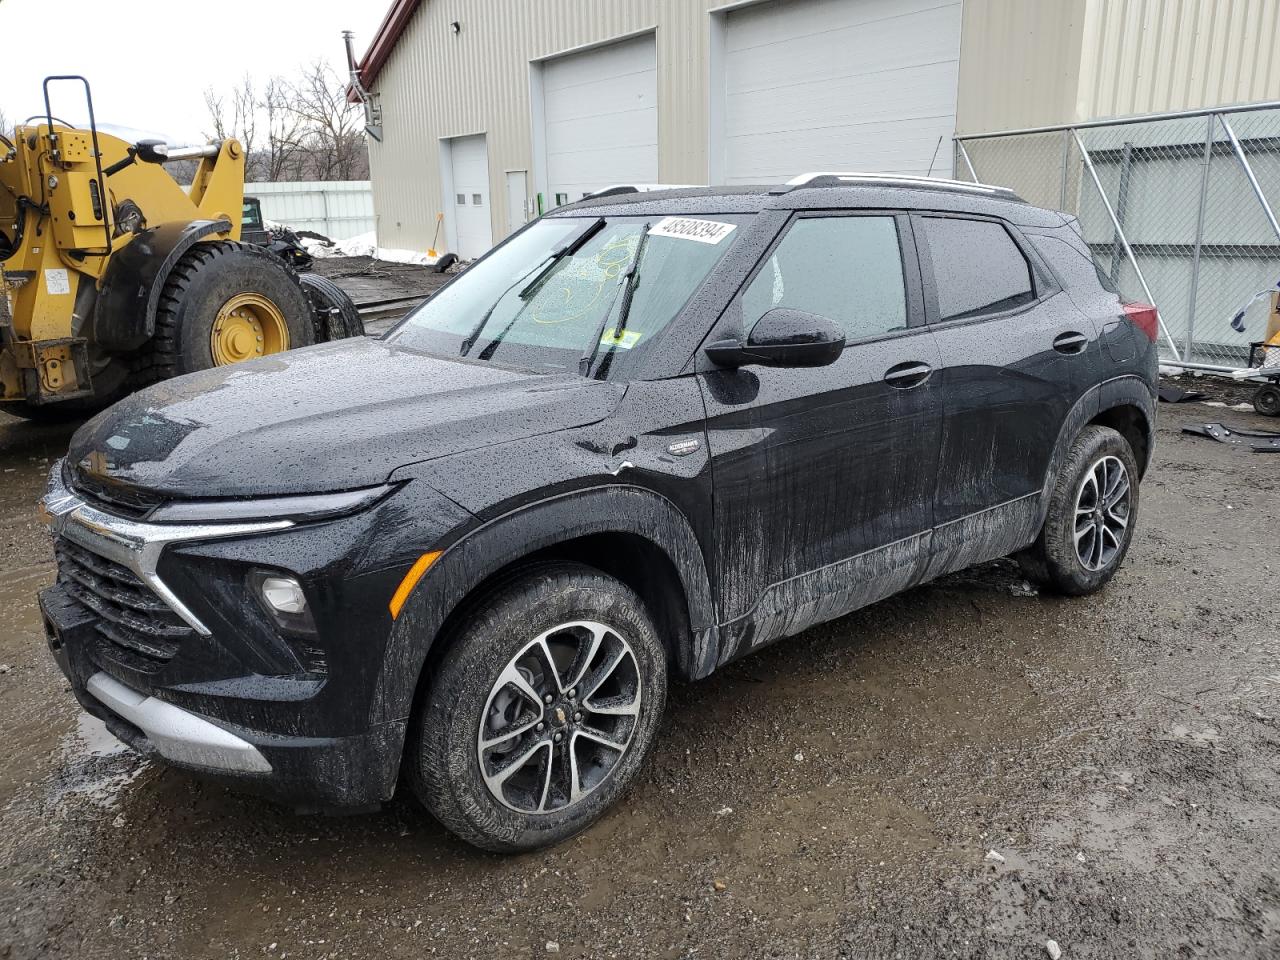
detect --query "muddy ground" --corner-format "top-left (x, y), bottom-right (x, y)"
top-left (2, 354), bottom-right (1279, 958)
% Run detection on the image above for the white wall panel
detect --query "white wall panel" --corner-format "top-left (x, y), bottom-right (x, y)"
top-left (246, 181), bottom-right (374, 241)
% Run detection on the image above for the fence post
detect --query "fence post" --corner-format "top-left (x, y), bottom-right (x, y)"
top-left (1108, 141), bottom-right (1134, 285)
top-left (1072, 127), bottom-right (1183, 361)
top-left (1059, 129), bottom-right (1070, 210)
top-left (1184, 114), bottom-right (1215, 363)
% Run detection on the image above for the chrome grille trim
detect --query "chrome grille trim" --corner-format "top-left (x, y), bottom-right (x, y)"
top-left (40, 460), bottom-right (293, 636)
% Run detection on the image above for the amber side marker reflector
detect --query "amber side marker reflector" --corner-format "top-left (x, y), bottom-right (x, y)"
top-left (389, 550), bottom-right (442, 620)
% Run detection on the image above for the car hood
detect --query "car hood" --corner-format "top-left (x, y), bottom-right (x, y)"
top-left (67, 337), bottom-right (624, 499)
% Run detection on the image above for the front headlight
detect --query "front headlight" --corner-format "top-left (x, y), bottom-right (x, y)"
top-left (148, 484), bottom-right (398, 524)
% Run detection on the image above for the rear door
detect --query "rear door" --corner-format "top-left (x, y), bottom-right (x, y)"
top-left (916, 213), bottom-right (1090, 576)
top-left (698, 211), bottom-right (943, 659)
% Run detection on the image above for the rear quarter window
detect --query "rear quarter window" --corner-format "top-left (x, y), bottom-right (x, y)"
top-left (920, 217), bottom-right (1035, 321)
top-left (1034, 219), bottom-right (1120, 294)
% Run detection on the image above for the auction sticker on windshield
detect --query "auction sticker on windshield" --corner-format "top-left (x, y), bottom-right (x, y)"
top-left (649, 217), bottom-right (736, 245)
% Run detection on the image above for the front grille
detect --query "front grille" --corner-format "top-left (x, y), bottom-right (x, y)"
top-left (55, 538), bottom-right (196, 672)
top-left (65, 465), bottom-right (164, 519)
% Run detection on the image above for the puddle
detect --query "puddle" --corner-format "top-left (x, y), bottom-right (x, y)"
top-left (47, 711), bottom-right (147, 809)
top-left (73, 713), bottom-right (129, 758)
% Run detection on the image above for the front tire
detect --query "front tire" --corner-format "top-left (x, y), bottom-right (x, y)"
top-left (1018, 425), bottom-right (1140, 595)
top-left (407, 563), bottom-right (667, 852)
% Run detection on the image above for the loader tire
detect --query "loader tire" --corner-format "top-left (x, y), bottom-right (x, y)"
top-left (132, 240), bottom-right (313, 386)
top-left (298, 273), bottom-right (365, 341)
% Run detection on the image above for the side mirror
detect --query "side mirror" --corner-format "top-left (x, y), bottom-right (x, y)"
top-left (704, 308), bottom-right (845, 369)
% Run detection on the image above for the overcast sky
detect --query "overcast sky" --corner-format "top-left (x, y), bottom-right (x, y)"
top-left (0, 0), bottom-right (388, 143)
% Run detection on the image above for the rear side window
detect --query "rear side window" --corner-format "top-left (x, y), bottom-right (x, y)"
top-left (920, 217), bottom-right (1035, 321)
top-left (741, 216), bottom-right (907, 342)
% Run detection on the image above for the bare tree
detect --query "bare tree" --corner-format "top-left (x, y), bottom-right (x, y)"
top-left (201, 63), bottom-right (369, 184)
top-left (0, 106), bottom-right (10, 136)
top-left (290, 62), bottom-right (369, 181)
top-left (260, 77), bottom-right (305, 182)
top-left (203, 76), bottom-right (262, 178)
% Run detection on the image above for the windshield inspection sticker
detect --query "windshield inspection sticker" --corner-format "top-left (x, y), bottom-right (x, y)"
top-left (600, 328), bottom-right (642, 350)
top-left (649, 217), bottom-right (736, 245)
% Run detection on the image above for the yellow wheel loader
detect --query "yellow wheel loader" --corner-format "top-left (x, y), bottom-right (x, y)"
top-left (0, 76), bottom-right (362, 419)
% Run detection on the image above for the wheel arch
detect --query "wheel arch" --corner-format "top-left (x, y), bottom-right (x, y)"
top-left (93, 218), bottom-right (232, 351)
top-left (374, 485), bottom-right (719, 729)
top-left (1037, 376), bottom-right (1155, 526)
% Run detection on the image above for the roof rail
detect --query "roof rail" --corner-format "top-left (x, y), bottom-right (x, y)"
top-left (586, 183), bottom-right (704, 199)
top-left (772, 172), bottom-right (1023, 201)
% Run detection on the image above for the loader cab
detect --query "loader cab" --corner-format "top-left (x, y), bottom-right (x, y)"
top-left (241, 197), bottom-right (270, 246)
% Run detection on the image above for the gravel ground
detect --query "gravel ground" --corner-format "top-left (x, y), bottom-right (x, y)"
top-left (1, 389), bottom-right (1279, 958)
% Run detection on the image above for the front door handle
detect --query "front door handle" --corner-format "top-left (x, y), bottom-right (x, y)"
top-left (883, 361), bottom-right (933, 389)
top-left (1053, 331), bottom-right (1088, 355)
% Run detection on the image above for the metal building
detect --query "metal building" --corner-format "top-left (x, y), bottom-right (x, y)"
top-left (351, 0), bottom-right (1280, 257)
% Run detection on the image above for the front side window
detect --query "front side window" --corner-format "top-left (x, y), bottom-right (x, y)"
top-left (920, 217), bottom-right (1035, 321)
top-left (741, 216), bottom-right (907, 342)
top-left (388, 215), bottom-right (744, 377)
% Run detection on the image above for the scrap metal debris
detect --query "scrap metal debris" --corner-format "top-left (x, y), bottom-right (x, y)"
top-left (1181, 422), bottom-right (1280, 453)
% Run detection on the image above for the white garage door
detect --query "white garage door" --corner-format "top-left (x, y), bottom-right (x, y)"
top-left (449, 134), bottom-right (492, 260)
top-left (719, 0), bottom-right (962, 184)
top-left (542, 34), bottom-right (658, 204)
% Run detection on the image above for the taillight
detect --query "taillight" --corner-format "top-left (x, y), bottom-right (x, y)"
top-left (1123, 302), bottom-right (1159, 342)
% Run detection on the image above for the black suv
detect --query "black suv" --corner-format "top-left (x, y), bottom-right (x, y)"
top-left (39, 174), bottom-right (1158, 851)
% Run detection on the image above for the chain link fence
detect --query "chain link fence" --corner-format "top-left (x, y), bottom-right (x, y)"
top-left (955, 103), bottom-right (1280, 370)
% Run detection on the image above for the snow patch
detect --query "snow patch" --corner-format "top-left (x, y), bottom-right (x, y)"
top-left (301, 231), bottom-right (438, 265)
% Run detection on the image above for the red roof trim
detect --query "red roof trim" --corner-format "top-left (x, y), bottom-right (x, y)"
top-left (349, 0), bottom-right (421, 100)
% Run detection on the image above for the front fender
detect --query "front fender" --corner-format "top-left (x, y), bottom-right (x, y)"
top-left (93, 218), bottom-right (232, 351)
top-left (372, 484), bottom-right (718, 726)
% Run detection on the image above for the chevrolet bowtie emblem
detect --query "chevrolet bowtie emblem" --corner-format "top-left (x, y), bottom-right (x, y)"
top-left (554, 707), bottom-right (567, 725)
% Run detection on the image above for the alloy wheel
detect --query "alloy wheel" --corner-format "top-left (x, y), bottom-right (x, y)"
top-left (477, 620), bottom-right (642, 815)
top-left (1074, 455), bottom-right (1130, 572)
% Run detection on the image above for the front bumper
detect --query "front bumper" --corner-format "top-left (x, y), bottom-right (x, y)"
top-left (40, 579), bottom-right (407, 808)
top-left (36, 466), bottom-right (429, 809)
top-left (85, 671), bottom-right (270, 774)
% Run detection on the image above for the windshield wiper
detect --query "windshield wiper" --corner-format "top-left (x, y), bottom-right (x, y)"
top-left (579, 221), bottom-right (651, 378)
top-left (519, 217), bottom-right (604, 300)
top-left (458, 217), bottom-right (606, 357)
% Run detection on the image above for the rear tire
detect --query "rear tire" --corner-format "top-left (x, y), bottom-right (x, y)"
top-left (1017, 425), bottom-right (1140, 595)
top-left (298, 273), bottom-right (365, 341)
top-left (407, 562), bottom-right (667, 853)
top-left (132, 241), bottom-right (313, 386)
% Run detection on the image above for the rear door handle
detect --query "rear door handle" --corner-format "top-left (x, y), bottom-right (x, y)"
top-left (1053, 331), bottom-right (1088, 355)
top-left (883, 361), bottom-right (933, 389)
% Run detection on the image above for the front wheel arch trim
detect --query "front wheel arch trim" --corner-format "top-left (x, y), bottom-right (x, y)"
top-left (372, 485), bottom-right (718, 729)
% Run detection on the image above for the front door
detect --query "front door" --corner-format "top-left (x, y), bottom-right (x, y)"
top-left (698, 212), bottom-right (942, 663)
top-left (449, 134), bottom-right (492, 260)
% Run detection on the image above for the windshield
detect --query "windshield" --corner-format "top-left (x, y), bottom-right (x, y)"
top-left (386, 214), bottom-right (745, 378)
